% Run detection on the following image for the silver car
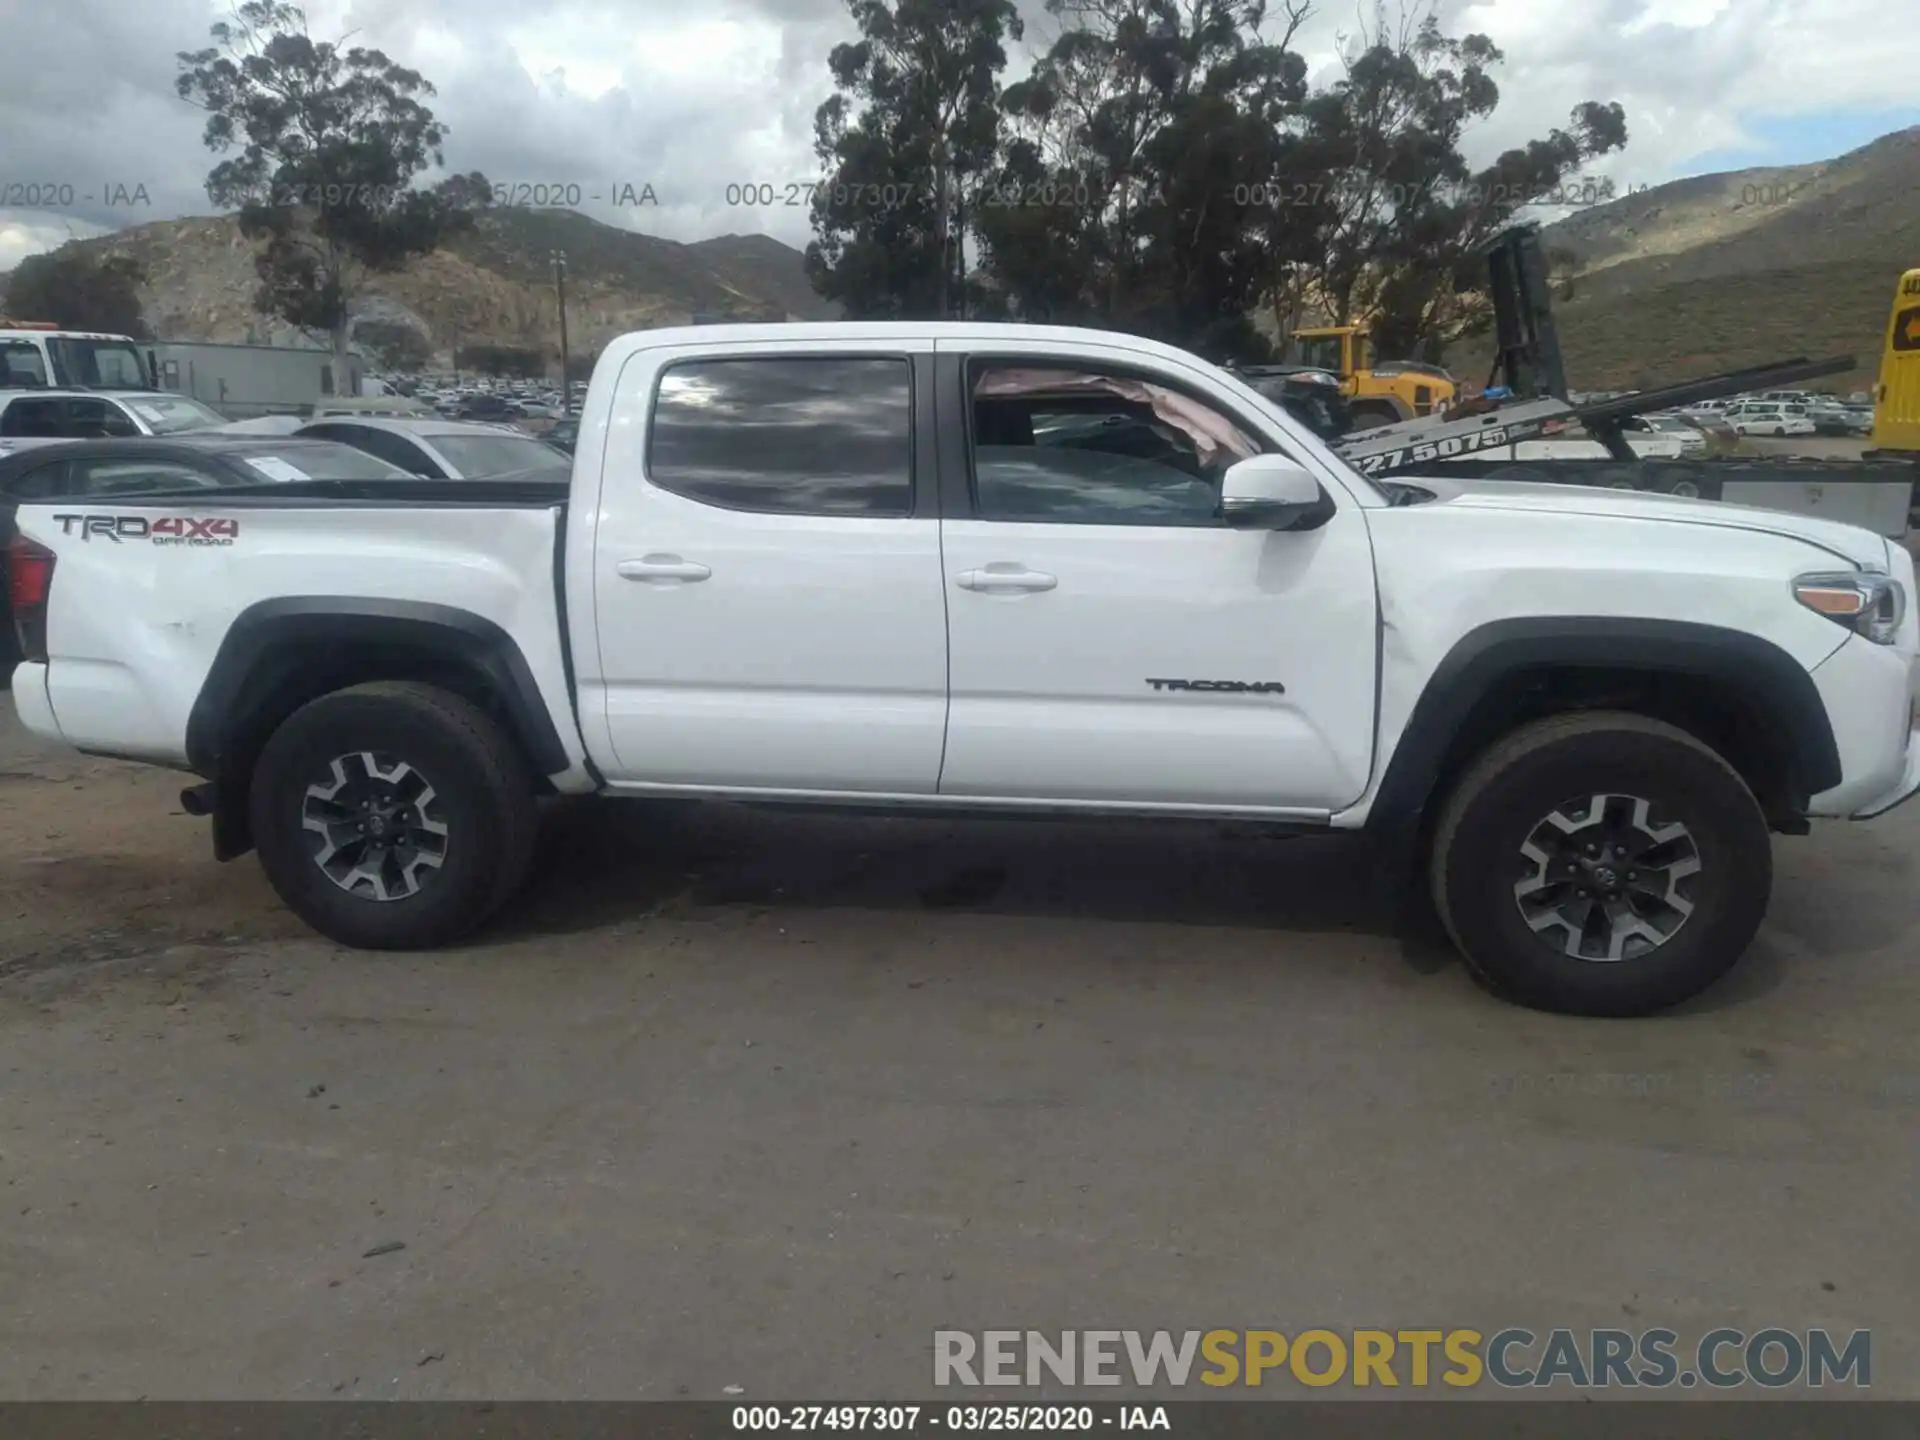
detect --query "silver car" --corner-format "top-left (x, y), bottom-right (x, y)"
top-left (295, 416), bottom-right (571, 479)
top-left (0, 389), bottom-right (228, 440)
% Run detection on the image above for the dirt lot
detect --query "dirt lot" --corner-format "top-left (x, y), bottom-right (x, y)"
top-left (2, 692), bottom-right (1918, 1400)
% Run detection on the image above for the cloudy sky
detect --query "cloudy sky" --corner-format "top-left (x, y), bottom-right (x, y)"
top-left (1, 0), bottom-right (1916, 274)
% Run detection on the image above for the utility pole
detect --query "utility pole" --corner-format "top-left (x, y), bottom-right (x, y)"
top-left (552, 249), bottom-right (572, 411)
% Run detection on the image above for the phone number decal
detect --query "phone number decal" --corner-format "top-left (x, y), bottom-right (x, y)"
top-left (1353, 426), bottom-right (1515, 476)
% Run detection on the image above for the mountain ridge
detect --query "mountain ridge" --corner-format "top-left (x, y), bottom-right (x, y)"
top-left (16, 207), bottom-right (836, 359)
top-left (1533, 126), bottom-right (1920, 390)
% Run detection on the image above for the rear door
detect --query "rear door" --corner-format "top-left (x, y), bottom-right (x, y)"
top-left (585, 340), bottom-right (949, 794)
top-left (932, 341), bottom-right (1380, 812)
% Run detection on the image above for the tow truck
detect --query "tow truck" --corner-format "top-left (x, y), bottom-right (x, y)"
top-left (1308, 227), bottom-right (1920, 540)
top-left (0, 321), bottom-right (154, 390)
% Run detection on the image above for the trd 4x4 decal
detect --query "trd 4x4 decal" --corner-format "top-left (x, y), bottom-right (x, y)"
top-left (53, 514), bottom-right (239, 546)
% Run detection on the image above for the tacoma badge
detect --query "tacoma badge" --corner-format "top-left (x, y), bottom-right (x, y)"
top-left (1145, 678), bottom-right (1287, 694)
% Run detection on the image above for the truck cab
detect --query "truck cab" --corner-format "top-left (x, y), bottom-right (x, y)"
top-left (0, 324), bottom-right (153, 390)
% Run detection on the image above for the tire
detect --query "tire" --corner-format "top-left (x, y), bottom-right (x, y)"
top-left (1347, 402), bottom-right (1405, 432)
top-left (0, 606), bottom-right (20, 679)
top-left (1427, 711), bottom-right (1771, 1017)
top-left (249, 681), bottom-right (539, 950)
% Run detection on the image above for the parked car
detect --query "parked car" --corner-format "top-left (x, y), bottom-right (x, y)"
top-left (11, 321), bottom-right (1919, 1019)
top-left (213, 414), bottom-right (308, 436)
top-left (1232, 366), bottom-right (1356, 442)
top-left (543, 416), bottom-right (581, 454)
top-left (0, 389), bottom-right (229, 440)
top-left (1677, 408), bottom-right (1739, 444)
top-left (1806, 405), bottom-right (1857, 437)
top-left (1622, 414), bottom-right (1708, 456)
top-left (295, 417), bottom-right (572, 480)
top-left (1729, 406), bottom-right (1815, 437)
top-left (1, 433), bottom-right (410, 666)
top-left (454, 394), bottom-right (518, 423)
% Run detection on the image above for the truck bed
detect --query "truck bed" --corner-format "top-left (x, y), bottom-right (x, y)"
top-left (10, 488), bottom-right (591, 787)
top-left (130, 475), bottom-right (573, 507)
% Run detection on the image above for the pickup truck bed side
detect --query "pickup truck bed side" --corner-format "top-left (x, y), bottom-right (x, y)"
top-left (15, 499), bottom-right (595, 792)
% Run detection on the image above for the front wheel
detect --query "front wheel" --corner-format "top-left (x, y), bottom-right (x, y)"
top-left (1428, 712), bottom-right (1772, 1017)
top-left (250, 681), bottom-right (540, 949)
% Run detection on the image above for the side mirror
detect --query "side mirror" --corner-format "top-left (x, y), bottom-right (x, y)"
top-left (1220, 454), bottom-right (1325, 529)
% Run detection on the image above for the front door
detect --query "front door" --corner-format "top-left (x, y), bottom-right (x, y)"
top-left (935, 344), bottom-right (1379, 812)
top-left (589, 343), bottom-right (949, 795)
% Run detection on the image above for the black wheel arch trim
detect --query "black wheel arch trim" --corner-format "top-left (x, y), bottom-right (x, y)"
top-left (1365, 616), bottom-right (1843, 835)
top-left (185, 596), bottom-right (573, 780)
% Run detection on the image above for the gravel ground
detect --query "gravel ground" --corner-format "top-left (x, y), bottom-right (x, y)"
top-left (0, 693), bottom-right (1917, 1401)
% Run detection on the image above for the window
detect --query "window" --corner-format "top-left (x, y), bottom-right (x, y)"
top-left (305, 423), bottom-right (437, 475)
top-left (966, 363), bottom-right (1263, 527)
top-left (1895, 307), bottom-right (1920, 353)
top-left (647, 356), bottom-right (912, 516)
top-left (426, 433), bottom-right (569, 479)
top-left (0, 398), bottom-right (66, 437)
top-left (235, 445), bottom-right (413, 481)
top-left (1296, 336), bottom-right (1345, 374)
top-left (65, 400), bottom-right (141, 438)
top-left (64, 458), bottom-right (224, 496)
top-left (1, 341), bottom-right (50, 388)
top-left (47, 339), bottom-right (148, 389)
top-left (0, 460), bottom-right (71, 500)
top-left (118, 396), bottom-right (227, 435)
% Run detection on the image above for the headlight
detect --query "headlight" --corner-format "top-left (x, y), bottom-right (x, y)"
top-left (1793, 571), bottom-right (1906, 644)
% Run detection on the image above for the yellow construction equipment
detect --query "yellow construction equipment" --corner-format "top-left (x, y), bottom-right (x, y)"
top-left (1287, 324), bottom-right (1458, 429)
top-left (1871, 268), bottom-right (1920, 456)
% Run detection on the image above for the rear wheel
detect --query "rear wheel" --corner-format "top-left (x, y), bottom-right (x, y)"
top-left (1428, 712), bottom-right (1772, 1017)
top-left (250, 681), bottom-right (539, 949)
top-left (1346, 401), bottom-right (1405, 432)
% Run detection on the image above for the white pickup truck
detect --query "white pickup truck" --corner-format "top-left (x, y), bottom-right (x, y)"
top-left (8, 323), bottom-right (1919, 1016)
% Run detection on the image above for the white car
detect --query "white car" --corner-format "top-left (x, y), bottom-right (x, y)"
top-left (1622, 414), bottom-right (1708, 456)
top-left (0, 389), bottom-right (229, 440)
top-left (1730, 406), bottom-right (1816, 437)
top-left (294, 416), bottom-right (571, 479)
top-left (213, 414), bottom-right (307, 436)
top-left (9, 320), bottom-right (1918, 1019)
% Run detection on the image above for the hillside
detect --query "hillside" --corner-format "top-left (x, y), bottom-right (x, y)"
top-left (1532, 126), bottom-right (1920, 391)
top-left (34, 207), bottom-right (834, 360)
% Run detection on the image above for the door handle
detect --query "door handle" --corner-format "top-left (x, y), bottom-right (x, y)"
top-left (957, 564), bottom-right (1057, 593)
top-left (618, 555), bottom-right (711, 583)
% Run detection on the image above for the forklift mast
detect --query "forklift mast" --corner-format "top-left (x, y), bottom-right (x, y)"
top-left (1482, 224), bottom-right (1569, 402)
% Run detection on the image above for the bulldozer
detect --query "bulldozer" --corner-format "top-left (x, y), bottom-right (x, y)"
top-left (1285, 323), bottom-right (1458, 429)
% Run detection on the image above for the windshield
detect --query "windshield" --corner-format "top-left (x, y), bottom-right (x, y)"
top-left (428, 433), bottom-right (570, 477)
top-left (47, 337), bottom-right (150, 389)
top-left (120, 395), bottom-right (227, 434)
top-left (1295, 335), bottom-right (1346, 373)
top-left (231, 445), bottom-right (414, 481)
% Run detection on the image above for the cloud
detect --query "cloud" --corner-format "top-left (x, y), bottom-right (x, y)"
top-left (2, 0), bottom-right (1915, 277)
